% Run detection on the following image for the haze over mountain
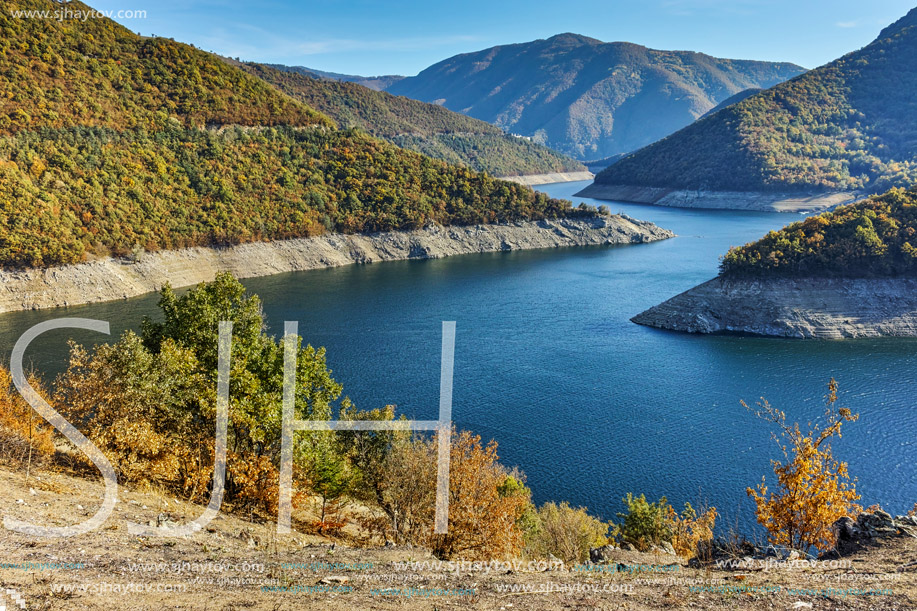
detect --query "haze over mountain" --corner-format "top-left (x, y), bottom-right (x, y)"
top-left (590, 7), bottom-right (917, 197)
top-left (240, 63), bottom-right (584, 176)
top-left (385, 33), bottom-right (805, 160)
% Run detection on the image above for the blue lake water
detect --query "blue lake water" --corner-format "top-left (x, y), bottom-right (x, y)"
top-left (1, 179), bottom-right (914, 533)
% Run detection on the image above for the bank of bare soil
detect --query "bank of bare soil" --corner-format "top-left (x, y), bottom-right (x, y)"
top-left (0, 216), bottom-right (673, 314)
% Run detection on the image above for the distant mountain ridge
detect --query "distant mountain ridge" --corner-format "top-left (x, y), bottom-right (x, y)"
top-left (590, 7), bottom-right (917, 197)
top-left (240, 63), bottom-right (585, 176)
top-left (385, 33), bottom-right (804, 160)
top-left (263, 64), bottom-right (405, 91)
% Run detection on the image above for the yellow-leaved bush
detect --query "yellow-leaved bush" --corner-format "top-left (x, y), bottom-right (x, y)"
top-left (0, 365), bottom-right (55, 466)
top-left (745, 378), bottom-right (860, 552)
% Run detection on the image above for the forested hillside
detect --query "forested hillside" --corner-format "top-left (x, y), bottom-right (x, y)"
top-left (0, 0), bottom-right (577, 268)
top-left (0, 5), bottom-right (330, 132)
top-left (720, 187), bottom-right (917, 277)
top-left (386, 33), bottom-right (804, 160)
top-left (240, 63), bottom-right (584, 176)
top-left (595, 8), bottom-right (917, 193)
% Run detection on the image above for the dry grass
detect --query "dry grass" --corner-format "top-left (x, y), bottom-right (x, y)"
top-left (0, 463), bottom-right (913, 610)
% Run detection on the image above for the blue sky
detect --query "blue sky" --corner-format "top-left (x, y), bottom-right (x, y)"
top-left (96, 0), bottom-right (917, 76)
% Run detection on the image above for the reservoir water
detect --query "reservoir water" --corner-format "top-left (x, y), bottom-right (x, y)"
top-left (1, 180), bottom-right (914, 533)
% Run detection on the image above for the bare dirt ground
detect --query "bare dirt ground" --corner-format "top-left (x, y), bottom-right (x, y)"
top-left (0, 465), bottom-right (914, 610)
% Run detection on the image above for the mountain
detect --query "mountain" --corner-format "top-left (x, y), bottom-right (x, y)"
top-left (700, 88), bottom-right (762, 117)
top-left (239, 63), bottom-right (585, 176)
top-left (0, 0), bottom-right (581, 268)
top-left (262, 64), bottom-right (404, 91)
top-left (589, 8), bottom-right (917, 199)
top-left (385, 33), bottom-right (805, 160)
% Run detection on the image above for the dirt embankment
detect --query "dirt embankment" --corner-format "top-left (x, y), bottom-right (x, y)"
top-left (632, 276), bottom-right (917, 338)
top-left (0, 216), bottom-right (673, 314)
top-left (0, 464), bottom-right (914, 610)
top-left (574, 184), bottom-right (860, 213)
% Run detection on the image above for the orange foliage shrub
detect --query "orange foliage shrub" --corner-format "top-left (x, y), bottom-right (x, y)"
top-left (381, 429), bottom-right (531, 559)
top-left (669, 503), bottom-right (718, 559)
top-left (0, 365), bottom-right (55, 466)
top-left (745, 379), bottom-right (860, 551)
top-left (432, 430), bottom-right (531, 560)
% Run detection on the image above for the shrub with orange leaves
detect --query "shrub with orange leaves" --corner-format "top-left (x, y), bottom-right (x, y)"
top-left (431, 430), bottom-right (532, 559)
top-left (613, 493), bottom-right (716, 559)
top-left (669, 502), bottom-right (718, 559)
top-left (378, 429), bottom-right (531, 560)
top-left (0, 365), bottom-right (56, 467)
top-left (745, 379), bottom-right (860, 552)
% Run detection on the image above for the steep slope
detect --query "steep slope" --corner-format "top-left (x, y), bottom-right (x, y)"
top-left (386, 33), bottom-right (804, 160)
top-left (240, 63), bottom-right (585, 176)
top-left (0, 0), bottom-right (583, 268)
top-left (0, 9), bottom-right (331, 132)
top-left (590, 8), bottom-right (917, 200)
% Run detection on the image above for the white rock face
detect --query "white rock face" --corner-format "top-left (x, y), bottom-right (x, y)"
top-left (574, 184), bottom-right (860, 213)
top-left (498, 171), bottom-right (594, 186)
top-left (632, 276), bottom-right (917, 339)
top-left (0, 217), bottom-right (673, 313)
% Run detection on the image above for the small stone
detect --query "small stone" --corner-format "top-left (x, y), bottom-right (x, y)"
top-left (589, 545), bottom-right (618, 564)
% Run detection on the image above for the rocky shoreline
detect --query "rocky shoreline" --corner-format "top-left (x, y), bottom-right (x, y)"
top-left (574, 184), bottom-right (860, 213)
top-left (0, 216), bottom-right (673, 314)
top-left (632, 276), bottom-right (917, 338)
top-left (499, 171), bottom-right (594, 186)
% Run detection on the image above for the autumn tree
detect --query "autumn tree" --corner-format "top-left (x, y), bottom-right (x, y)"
top-left (377, 429), bottom-right (531, 559)
top-left (430, 429), bottom-right (531, 559)
top-left (745, 379), bottom-right (860, 551)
